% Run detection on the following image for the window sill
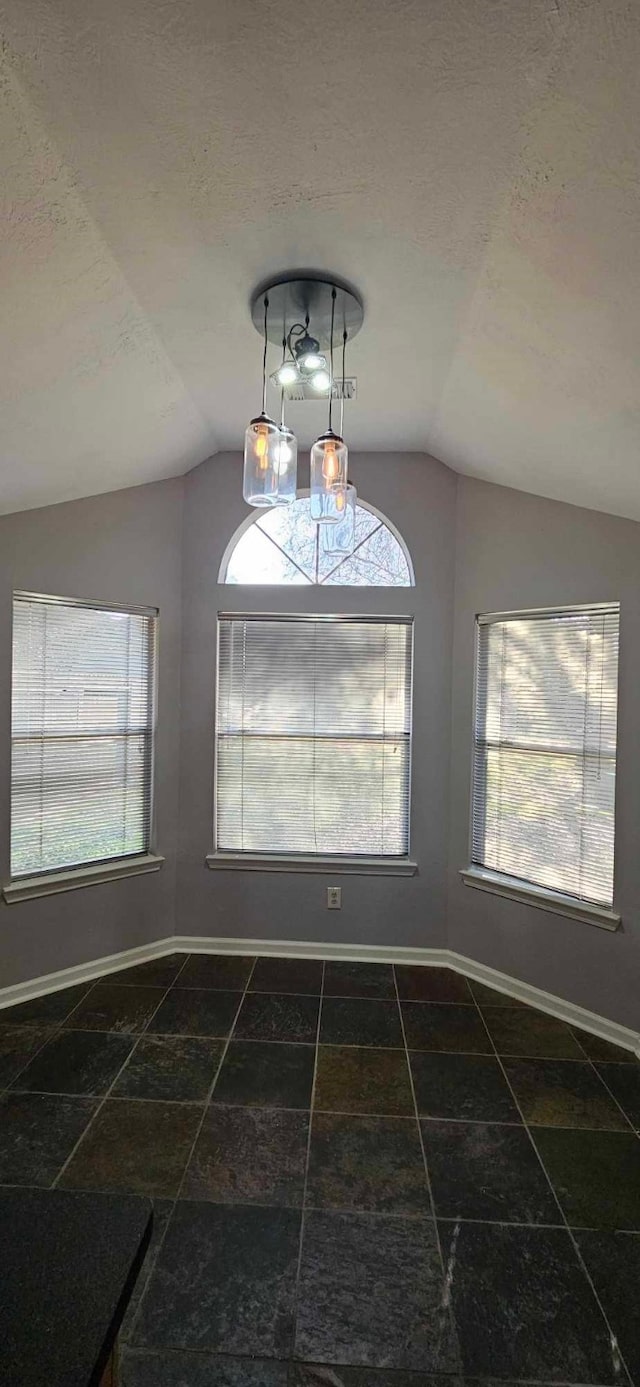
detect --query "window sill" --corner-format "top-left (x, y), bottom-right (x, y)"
top-left (2, 854), bottom-right (165, 904)
top-left (207, 852), bottom-right (418, 877)
top-left (460, 866), bottom-right (620, 932)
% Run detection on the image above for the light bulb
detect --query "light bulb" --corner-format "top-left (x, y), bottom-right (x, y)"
top-left (243, 414), bottom-right (280, 506)
top-left (335, 487), bottom-right (345, 512)
top-left (310, 430), bottom-right (348, 521)
top-left (311, 369), bottom-right (331, 393)
top-left (322, 441), bottom-right (339, 481)
top-left (301, 351), bottom-right (324, 371)
top-left (276, 361), bottom-right (299, 387)
top-left (275, 439), bottom-right (292, 470)
top-left (254, 423), bottom-right (269, 469)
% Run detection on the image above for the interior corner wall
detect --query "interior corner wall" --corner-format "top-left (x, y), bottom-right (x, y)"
top-left (0, 478), bottom-right (184, 988)
top-left (176, 450), bottom-right (457, 950)
top-left (448, 476), bottom-right (640, 1030)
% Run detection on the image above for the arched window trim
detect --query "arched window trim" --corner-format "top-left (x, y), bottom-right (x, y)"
top-left (218, 490), bottom-right (415, 587)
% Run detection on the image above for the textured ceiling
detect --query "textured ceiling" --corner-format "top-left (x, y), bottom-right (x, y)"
top-left (1, 0), bottom-right (639, 518)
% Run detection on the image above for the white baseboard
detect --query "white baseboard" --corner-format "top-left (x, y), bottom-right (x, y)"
top-left (445, 950), bottom-right (640, 1057)
top-left (1, 934), bottom-right (638, 1058)
top-left (0, 939), bottom-right (178, 1010)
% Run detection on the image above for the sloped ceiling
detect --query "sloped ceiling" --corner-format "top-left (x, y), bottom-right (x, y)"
top-left (1, 0), bottom-right (639, 518)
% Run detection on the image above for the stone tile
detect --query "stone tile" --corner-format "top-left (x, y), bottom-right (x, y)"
top-left (483, 1008), bottom-right (584, 1059)
top-left (576, 1229), bottom-right (640, 1384)
top-left (0, 983), bottom-right (91, 1028)
top-left (571, 1028), bottom-right (639, 1063)
top-left (306, 1112), bottom-right (429, 1215)
top-left (442, 1221), bottom-right (619, 1382)
top-left (174, 954), bottom-right (255, 990)
top-left (0, 1026), bottom-right (52, 1087)
top-left (395, 967), bottom-right (472, 1004)
top-left (249, 957), bottom-right (324, 995)
top-left (212, 1041), bottom-right (315, 1110)
top-left (147, 989), bottom-right (242, 1038)
top-left (421, 1119), bottom-right (558, 1224)
top-left (295, 1210), bottom-right (459, 1370)
top-left (0, 1091), bottom-right (98, 1185)
top-left (409, 1052), bottom-right (520, 1123)
top-left (596, 1063), bottom-right (640, 1127)
top-left (320, 998), bottom-right (403, 1048)
top-left (64, 985), bottom-right (164, 1034)
top-left (11, 1029), bottom-right (134, 1095)
top-left (113, 1036), bottom-right (224, 1102)
top-left (503, 1057), bottom-right (630, 1129)
top-left (134, 1201), bottom-right (300, 1356)
top-left (121, 1199), bottom-right (175, 1341)
top-left (234, 992), bottom-right (319, 1044)
top-left (59, 1098), bottom-right (202, 1198)
top-left (323, 962), bottom-right (395, 999)
top-left (315, 1046), bottom-right (414, 1117)
top-left (468, 979), bottom-right (528, 1008)
top-left (401, 1004), bottom-right (490, 1054)
top-left (532, 1127), bottom-right (640, 1229)
top-left (183, 1104), bottom-right (309, 1206)
top-left (109, 955), bottom-right (186, 988)
top-left (121, 1351), bottom-right (289, 1385)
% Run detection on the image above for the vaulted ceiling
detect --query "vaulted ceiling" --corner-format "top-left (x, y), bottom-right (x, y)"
top-left (2, 0), bottom-right (639, 518)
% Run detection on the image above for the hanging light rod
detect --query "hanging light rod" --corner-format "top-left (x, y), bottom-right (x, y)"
top-left (249, 271), bottom-right (364, 351)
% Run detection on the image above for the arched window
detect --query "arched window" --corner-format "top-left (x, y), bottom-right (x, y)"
top-left (220, 494), bottom-right (414, 586)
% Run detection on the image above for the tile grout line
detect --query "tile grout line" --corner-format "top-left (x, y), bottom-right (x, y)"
top-left (580, 1052), bottom-right (640, 1140)
top-left (470, 992), bottom-right (635, 1387)
top-left (290, 959), bottom-right (325, 1364)
top-left (120, 1337), bottom-right (640, 1382)
top-left (50, 973), bottom-right (183, 1190)
top-left (0, 977), bottom-right (103, 1091)
top-left (394, 967), bottom-right (466, 1372)
top-left (119, 955), bottom-right (260, 1347)
top-left (172, 957), bottom-right (259, 1204)
top-left (4, 1079), bottom-right (633, 1138)
top-left (392, 966), bottom-right (447, 1268)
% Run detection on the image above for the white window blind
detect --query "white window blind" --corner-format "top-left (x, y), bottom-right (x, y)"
top-left (472, 604), bottom-right (620, 907)
top-left (11, 594), bottom-right (157, 878)
top-left (216, 615), bottom-right (413, 856)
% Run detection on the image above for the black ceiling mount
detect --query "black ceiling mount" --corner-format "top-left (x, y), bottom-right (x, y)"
top-left (250, 272), bottom-right (364, 349)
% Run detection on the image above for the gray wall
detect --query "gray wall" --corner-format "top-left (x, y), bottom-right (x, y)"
top-left (448, 477), bottom-right (640, 1030)
top-left (176, 451), bottom-right (457, 950)
top-left (0, 478), bottom-right (183, 987)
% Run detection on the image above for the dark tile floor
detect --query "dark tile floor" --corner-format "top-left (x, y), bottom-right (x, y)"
top-left (0, 956), bottom-right (639, 1385)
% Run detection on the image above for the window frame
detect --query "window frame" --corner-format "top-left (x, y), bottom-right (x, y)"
top-left (218, 492), bottom-right (415, 587)
top-left (462, 601), bottom-right (620, 931)
top-left (3, 590), bottom-right (164, 903)
top-left (209, 610), bottom-right (418, 875)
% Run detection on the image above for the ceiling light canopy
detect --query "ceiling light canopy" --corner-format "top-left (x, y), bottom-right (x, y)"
top-left (243, 273), bottom-right (364, 536)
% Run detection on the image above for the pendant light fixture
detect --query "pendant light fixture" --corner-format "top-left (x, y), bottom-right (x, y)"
top-left (245, 272), bottom-right (364, 509)
top-left (310, 288), bottom-right (348, 524)
top-left (243, 295), bottom-right (280, 507)
top-left (322, 328), bottom-right (357, 555)
top-left (274, 336), bottom-right (298, 504)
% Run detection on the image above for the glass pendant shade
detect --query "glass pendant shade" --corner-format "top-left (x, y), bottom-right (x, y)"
top-left (322, 483), bottom-right (357, 554)
top-left (310, 431), bottom-right (348, 522)
top-left (243, 414), bottom-right (280, 507)
top-left (274, 426), bottom-right (298, 504)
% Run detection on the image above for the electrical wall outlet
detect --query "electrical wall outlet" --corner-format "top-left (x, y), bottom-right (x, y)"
top-left (327, 886), bottom-right (342, 909)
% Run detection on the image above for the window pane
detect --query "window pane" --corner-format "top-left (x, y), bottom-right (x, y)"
top-left (222, 497), bottom-right (412, 587)
top-left (472, 606), bottom-right (619, 907)
top-left (217, 616), bottom-right (412, 857)
top-left (11, 596), bottom-right (156, 876)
